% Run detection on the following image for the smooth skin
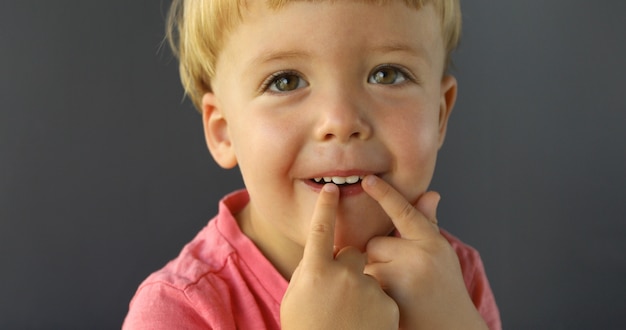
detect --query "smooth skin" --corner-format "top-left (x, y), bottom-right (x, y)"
top-left (281, 178), bottom-right (487, 329)
top-left (203, 0), bottom-right (455, 280)
top-left (201, 1), bottom-right (487, 328)
top-left (362, 175), bottom-right (487, 329)
top-left (281, 183), bottom-right (400, 329)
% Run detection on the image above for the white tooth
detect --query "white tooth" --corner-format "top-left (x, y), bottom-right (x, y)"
top-left (331, 176), bottom-right (346, 184)
top-left (346, 175), bottom-right (360, 184)
top-left (314, 178), bottom-right (322, 182)
top-left (323, 177), bottom-right (332, 183)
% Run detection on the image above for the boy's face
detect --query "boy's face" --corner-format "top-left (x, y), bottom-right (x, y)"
top-left (203, 1), bottom-right (456, 257)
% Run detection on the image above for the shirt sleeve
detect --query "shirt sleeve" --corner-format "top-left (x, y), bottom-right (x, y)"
top-left (122, 282), bottom-right (212, 330)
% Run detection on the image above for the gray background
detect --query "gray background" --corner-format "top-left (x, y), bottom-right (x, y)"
top-left (1, 1), bottom-right (624, 329)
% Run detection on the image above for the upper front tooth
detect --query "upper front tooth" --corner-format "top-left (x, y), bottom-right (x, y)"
top-left (345, 175), bottom-right (360, 184)
top-left (319, 176), bottom-right (363, 184)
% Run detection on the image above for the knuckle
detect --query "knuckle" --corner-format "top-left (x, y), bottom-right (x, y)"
top-left (398, 201), bottom-right (417, 221)
top-left (310, 222), bottom-right (331, 235)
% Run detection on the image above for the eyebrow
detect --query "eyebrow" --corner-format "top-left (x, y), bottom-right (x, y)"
top-left (370, 42), bottom-right (427, 57)
top-left (246, 42), bottom-right (430, 71)
top-left (373, 42), bottom-right (416, 52)
top-left (370, 42), bottom-right (433, 67)
top-left (248, 50), bottom-right (311, 67)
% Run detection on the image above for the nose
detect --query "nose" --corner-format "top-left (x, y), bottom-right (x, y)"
top-left (313, 91), bottom-right (372, 142)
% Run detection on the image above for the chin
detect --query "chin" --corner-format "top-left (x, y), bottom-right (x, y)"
top-left (334, 210), bottom-right (393, 251)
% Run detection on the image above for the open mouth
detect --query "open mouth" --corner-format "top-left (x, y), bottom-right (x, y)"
top-left (311, 175), bottom-right (364, 186)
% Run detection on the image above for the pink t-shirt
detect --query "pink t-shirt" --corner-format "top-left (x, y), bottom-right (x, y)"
top-left (123, 190), bottom-right (501, 329)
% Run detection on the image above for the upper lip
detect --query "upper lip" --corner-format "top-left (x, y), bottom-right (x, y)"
top-left (307, 170), bottom-right (376, 179)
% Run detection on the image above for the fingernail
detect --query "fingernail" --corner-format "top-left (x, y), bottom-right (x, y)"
top-left (364, 175), bottom-right (377, 187)
top-left (323, 183), bottom-right (338, 192)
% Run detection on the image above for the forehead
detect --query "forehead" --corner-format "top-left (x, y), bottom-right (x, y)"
top-left (233, 1), bottom-right (442, 58)
top-left (241, 0), bottom-right (430, 23)
top-left (254, 0), bottom-right (429, 10)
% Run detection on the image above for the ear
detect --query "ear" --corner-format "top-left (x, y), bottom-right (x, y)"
top-left (202, 92), bottom-right (237, 169)
top-left (437, 75), bottom-right (457, 148)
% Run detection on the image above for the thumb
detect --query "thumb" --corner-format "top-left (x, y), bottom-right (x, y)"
top-left (414, 191), bottom-right (441, 226)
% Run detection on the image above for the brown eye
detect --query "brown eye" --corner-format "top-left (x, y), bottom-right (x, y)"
top-left (368, 66), bottom-right (408, 85)
top-left (266, 72), bottom-right (308, 92)
top-left (274, 75), bottom-right (298, 91)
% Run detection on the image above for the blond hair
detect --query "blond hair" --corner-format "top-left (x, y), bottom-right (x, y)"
top-left (166, 0), bottom-right (462, 111)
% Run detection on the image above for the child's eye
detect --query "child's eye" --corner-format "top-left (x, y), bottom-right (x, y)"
top-left (262, 71), bottom-right (308, 93)
top-left (368, 65), bottom-right (412, 85)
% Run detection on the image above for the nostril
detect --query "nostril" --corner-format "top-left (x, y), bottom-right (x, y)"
top-left (315, 111), bottom-right (372, 142)
top-left (323, 130), bottom-right (363, 142)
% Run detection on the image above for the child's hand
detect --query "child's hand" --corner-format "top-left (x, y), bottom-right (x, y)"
top-left (362, 175), bottom-right (487, 330)
top-left (281, 183), bottom-right (399, 330)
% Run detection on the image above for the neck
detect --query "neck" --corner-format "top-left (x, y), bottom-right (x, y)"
top-left (236, 203), bottom-right (303, 280)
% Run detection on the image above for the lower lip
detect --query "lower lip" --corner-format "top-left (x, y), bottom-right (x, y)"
top-left (304, 180), bottom-right (365, 197)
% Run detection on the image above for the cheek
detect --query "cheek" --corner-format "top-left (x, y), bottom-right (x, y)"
top-left (387, 111), bottom-right (440, 161)
top-left (385, 114), bottom-right (441, 200)
top-left (233, 115), bottom-right (299, 167)
top-left (231, 114), bottom-right (309, 214)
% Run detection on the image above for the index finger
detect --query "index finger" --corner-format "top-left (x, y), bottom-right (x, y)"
top-left (362, 175), bottom-right (437, 239)
top-left (302, 183), bottom-right (340, 264)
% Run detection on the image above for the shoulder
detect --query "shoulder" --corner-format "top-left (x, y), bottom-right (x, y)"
top-left (123, 220), bottom-right (240, 329)
top-left (123, 190), bottom-right (266, 329)
top-left (123, 278), bottom-right (232, 329)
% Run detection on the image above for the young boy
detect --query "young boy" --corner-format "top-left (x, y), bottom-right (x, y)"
top-left (123, 0), bottom-right (501, 329)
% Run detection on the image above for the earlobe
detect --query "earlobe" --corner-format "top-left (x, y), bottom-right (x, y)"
top-left (202, 93), bottom-right (237, 169)
top-left (437, 75), bottom-right (457, 148)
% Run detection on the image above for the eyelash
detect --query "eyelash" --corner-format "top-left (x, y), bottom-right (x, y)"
top-left (259, 70), bottom-right (305, 94)
top-left (258, 65), bottom-right (418, 94)
top-left (368, 64), bottom-right (418, 85)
